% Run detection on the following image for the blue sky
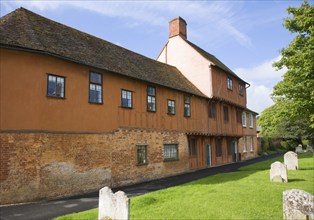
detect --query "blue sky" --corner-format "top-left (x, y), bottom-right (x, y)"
top-left (1, 0), bottom-right (303, 113)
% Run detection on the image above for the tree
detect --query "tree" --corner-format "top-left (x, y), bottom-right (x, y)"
top-left (259, 1), bottom-right (314, 145)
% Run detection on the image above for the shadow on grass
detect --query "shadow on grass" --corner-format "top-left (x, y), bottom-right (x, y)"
top-left (299, 167), bottom-right (314, 170)
top-left (288, 178), bottom-right (305, 183)
top-left (298, 152), bottom-right (314, 158)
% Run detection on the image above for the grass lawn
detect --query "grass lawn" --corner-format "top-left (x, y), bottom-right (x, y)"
top-left (54, 153), bottom-right (314, 220)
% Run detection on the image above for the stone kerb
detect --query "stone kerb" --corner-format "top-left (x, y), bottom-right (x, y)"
top-left (283, 189), bottom-right (314, 220)
top-left (98, 187), bottom-right (130, 220)
top-left (284, 151), bottom-right (298, 170)
top-left (270, 161), bottom-right (288, 182)
top-left (295, 145), bottom-right (303, 154)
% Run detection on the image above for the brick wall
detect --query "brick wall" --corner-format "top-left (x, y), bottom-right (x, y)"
top-left (0, 129), bottom-right (189, 204)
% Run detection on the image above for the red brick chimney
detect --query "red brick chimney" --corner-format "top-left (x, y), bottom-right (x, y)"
top-left (169, 17), bottom-right (187, 40)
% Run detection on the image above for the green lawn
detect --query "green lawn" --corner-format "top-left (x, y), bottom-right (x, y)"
top-left (54, 153), bottom-right (314, 220)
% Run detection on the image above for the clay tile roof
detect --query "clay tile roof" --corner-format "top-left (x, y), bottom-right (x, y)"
top-left (186, 40), bottom-right (248, 85)
top-left (0, 8), bottom-right (206, 98)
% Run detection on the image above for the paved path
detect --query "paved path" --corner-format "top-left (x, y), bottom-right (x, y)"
top-left (0, 153), bottom-right (282, 220)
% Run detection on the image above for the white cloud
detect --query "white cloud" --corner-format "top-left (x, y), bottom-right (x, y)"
top-left (235, 56), bottom-right (286, 88)
top-left (235, 56), bottom-right (286, 113)
top-left (246, 83), bottom-right (274, 114)
top-left (5, 1), bottom-right (251, 47)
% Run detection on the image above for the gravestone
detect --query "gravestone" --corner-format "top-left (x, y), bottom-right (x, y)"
top-left (295, 144), bottom-right (303, 154)
top-left (283, 189), bottom-right (314, 220)
top-left (306, 145), bottom-right (313, 153)
top-left (270, 161), bottom-right (288, 182)
top-left (98, 187), bottom-right (130, 220)
top-left (284, 151), bottom-right (298, 170)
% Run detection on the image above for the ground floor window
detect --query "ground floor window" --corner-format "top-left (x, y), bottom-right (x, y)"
top-left (250, 136), bottom-right (253, 152)
top-left (243, 136), bottom-right (247, 152)
top-left (216, 138), bottom-right (222, 157)
top-left (137, 145), bottom-right (147, 165)
top-left (164, 144), bottom-right (178, 161)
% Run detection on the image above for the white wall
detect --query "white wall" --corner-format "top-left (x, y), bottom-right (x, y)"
top-left (157, 36), bottom-right (213, 98)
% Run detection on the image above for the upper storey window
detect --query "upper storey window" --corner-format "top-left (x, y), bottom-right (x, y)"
top-left (89, 72), bottom-right (102, 104)
top-left (47, 74), bottom-right (65, 98)
top-left (147, 86), bottom-right (156, 112)
top-left (184, 96), bottom-right (191, 117)
top-left (249, 113), bottom-right (254, 128)
top-left (239, 84), bottom-right (244, 96)
top-left (242, 112), bottom-right (247, 127)
top-left (227, 77), bottom-right (233, 90)
top-left (121, 89), bottom-right (133, 108)
top-left (208, 101), bottom-right (216, 118)
top-left (168, 100), bottom-right (175, 115)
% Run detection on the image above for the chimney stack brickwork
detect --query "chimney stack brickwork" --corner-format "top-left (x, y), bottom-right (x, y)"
top-left (169, 17), bottom-right (187, 40)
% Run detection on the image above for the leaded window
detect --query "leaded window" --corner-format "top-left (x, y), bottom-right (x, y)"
top-left (147, 86), bottom-right (156, 112)
top-left (168, 100), bottom-right (175, 115)
top-left (89, 72), bottom-right (102, 103)
top-left (164, 144), bottom-right (178, 161)
top-left (47, 74), bottom-right (65, 98)
top-left (239, 83), bottom-right (244, 96)
top-left (121, 90), bottom-right (132, 108)
top-left (249, 113), bottom-right (253, 128)
top-left (184, 96), bottom-right (191, 117)
top-left (137, 145), bottom-right (147, 165)
top-left (227, 77), bottom-right (233, 90)
top-left (250, 136), bottom-right (253, 152)
top-left (242, 112), bottom-right (247, 127)
top-left (243, 136), bottom-right (247, 152)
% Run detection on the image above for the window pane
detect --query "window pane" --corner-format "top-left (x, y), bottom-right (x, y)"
top-left (184, 104), bottom-right (190, 117)
top-left (47, 75), bottom-right (65, 98)
top-left (168, 100), bottom-right (175, 114)
top-left (137, 146), bottom-right (147, 164)
top-left (122, 90), bottom-right (132, 108)
top-left (148, 87), bottom-right (155, 96)
top-left (184, 96), bottom-right (190, 103)
top-left (90, 72), bottom-right (101, 84)
top-left (243, 136), bottom-right (247, 152)
top-left (48, 80), bottom-right (56, 96)
top-left (164, 144), bottom-right (178, 160)
top-left (148, 96), bottom-right (156, 111)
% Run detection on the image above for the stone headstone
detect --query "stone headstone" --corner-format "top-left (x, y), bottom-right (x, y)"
top-left (98, 187), bottom-right (130, 220)
top-left (283, 189), bottom-right (314, 220)
top-left (270, 161), bottom-right (288, 182)
top-left (284, 151), bottom-right (298, 170)
top-left (295, 144), bottom-right (303, 153)
top-left (306, 145), bottom-right (313, 153)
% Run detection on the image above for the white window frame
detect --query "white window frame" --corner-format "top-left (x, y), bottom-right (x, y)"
top-left (249, 113), bottom-right (253, 128)
top-left (243, 136), bottom-right (247, 152)
top-left (242, 112), bottom-right (247, 127)
top-left (250, 136), bottom-right (253, 152)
